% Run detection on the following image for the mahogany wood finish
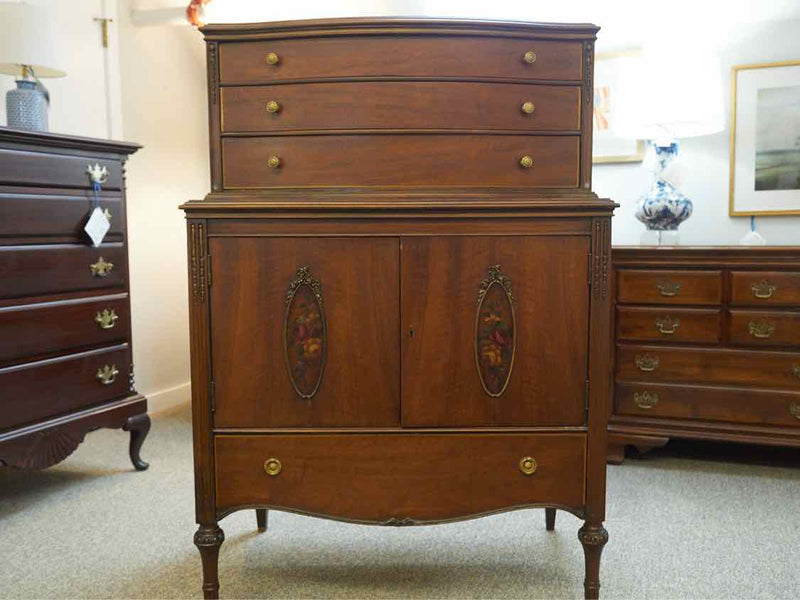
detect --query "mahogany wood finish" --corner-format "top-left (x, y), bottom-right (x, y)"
top-left (0, 128), bottom-right (148, 472)
top-left (187, 18), bottom-right (612, 599)
top-left (610, 247), bottom-right (800, 463)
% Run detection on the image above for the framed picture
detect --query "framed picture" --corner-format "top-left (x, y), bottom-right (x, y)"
top-left (592, 49), bottom-right (646, 164)
top-left (730, 60), bottom-right (800, 216)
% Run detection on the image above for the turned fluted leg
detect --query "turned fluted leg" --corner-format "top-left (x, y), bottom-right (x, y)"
top-left (545, 508), bottom-right (556, 531)
top-left (194, 524), bottom-right (224, 599)
top-left (578, 523), bottom-right (608, 599)
top-left (123, 413), bottom-right (151, 471)
top-left (256, 508), bottom-right (268, 532)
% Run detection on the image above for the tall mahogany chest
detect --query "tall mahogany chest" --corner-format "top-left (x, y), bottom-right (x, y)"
top-left (183, 18), bottom-right (614, 599)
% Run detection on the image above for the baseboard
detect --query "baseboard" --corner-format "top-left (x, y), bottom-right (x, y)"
top-left (145, 381), bottom-right (190, 415)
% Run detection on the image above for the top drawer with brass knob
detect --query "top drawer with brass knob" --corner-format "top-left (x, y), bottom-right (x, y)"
top-left (221, 81), bottom-right (581, 133)
top-left (616, 269), bottom-right (722, 306)
top-left (730, 271), bottom-right (800, 306)
top-left (218, 36), bottom-right (585, 84)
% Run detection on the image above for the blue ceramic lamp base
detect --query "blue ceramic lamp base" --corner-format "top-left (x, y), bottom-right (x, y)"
top-left (6, 79), bottom-right (48, 131)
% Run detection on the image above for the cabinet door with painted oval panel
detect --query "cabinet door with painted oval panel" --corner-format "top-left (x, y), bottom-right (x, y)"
top-left (209, 237), bottom-right (400, 428)
top-left (401, 236), bottom-right (589, 427)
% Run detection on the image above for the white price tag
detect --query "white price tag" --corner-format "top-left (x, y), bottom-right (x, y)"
top-left (84, 206), bottom-right (111, 247)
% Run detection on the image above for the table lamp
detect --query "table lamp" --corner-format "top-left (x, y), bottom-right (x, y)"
top-left (613, 44), bottom-right (724, 245)
top-left (0, 2), bottom-right (66, 131)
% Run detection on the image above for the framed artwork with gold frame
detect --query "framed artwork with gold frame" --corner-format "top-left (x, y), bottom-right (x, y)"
top-left (730, 60), bottom-right (800, 216)
top-left (592, 49), bottom-right (646, 164)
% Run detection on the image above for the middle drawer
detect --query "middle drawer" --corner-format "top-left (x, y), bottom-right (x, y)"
top-left (616, 306), bottom-right (721, 344)
top-left (222, 134), bottom-right (579, 188)
top-left (221, 82), bottom-right (581, 133)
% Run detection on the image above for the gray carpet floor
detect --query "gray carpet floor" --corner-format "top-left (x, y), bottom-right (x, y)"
top-left (1, 403), bottom-right (798, 599)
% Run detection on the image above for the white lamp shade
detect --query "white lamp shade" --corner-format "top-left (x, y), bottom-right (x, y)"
top-left (612, 44), bottom-right (724, 143)
top-left (0, 2), bottom-right (65, 78)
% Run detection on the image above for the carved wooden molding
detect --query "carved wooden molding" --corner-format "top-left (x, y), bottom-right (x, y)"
top-left (380, 517), bottom-right (419, 527)
top-left (578, 525), bottom-right (609, 546)
top-left (592, 219), bottom-right (610, 299)
top-left (194, 525), bottom-right (225, 547)
top-left (208, 42), bottom-right (218, 105)
top-left (475, 265), bottom-right (516, 398)
top-left (190, 223), bottom-right (207, 304)
top-left (284, 266), bottom-right (326, 399)
top-left (583, 41), bottom-right (594, 106)
top-left (0, 428), bottom-right (87, 469)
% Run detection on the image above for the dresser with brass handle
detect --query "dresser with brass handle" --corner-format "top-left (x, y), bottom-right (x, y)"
top-left (610, 247), bottom-right (800, 463)
top-left (0, 128), bottom-right (150, 472)
top-left (185, 17), bottom-right (613, 600)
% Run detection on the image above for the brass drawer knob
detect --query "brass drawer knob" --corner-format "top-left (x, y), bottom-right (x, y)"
top-left (264, 457), bottom-right (282, 476)
top-left (86, 163), bottom-right (108, 185)
top-left (521, 101), bottom-right (535, 114)
top-left (751, 280), bottom-right (777, 299)
top-left (656, 281), bottom-right (681, 297)
top-left (655, 316), bottom-right (679, 335)
top-left (790, 402), bottom-right (800, 420)
top-left (265, 52), bottom-right (280, 65)
top-left (748, 320), bottom-right (775, 339)
top-left (634, 391), bottom-right (659, 409)
top-left (523, 51), bottom-right (537, 64)
top-left (268, 156), bottom-right (282, 169)
top-left (519, 155), bottom-right (534, 169)
top-left (519, 456), bottom-right (537, 475)
top-left (96, 364), bottom-right (119, 385)
top-left (266, 100), bottom-right (281, 113)
top-left (95, 308), bottom-right (119, 330)
top-left (635, 354), bottom-right (659, 372)
top-left (90, 257), bottom-right (114, 277)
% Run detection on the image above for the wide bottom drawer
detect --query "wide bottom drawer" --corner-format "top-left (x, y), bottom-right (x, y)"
top-left (215, 433), bottom-right (586, 523)
top-left (616, 381), bottom-right (800, 427)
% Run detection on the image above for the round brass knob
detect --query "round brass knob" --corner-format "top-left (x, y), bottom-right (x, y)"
top-left (264, 458), bottom-right (282, 476)
top-left (523, 51), bottom-right (537, 64)
top-left (268, 156), bottom-right (282, 169)
top-left (519, 155), bottom-right (534, 169)
top-left (265, 52), bottom-right (280, 65)
top-left (519, 456), bottom-right (537, 475)
top-left (266, 100), bottom-right (281, 113)
top-left (521, 101), bottom-right (535, 115)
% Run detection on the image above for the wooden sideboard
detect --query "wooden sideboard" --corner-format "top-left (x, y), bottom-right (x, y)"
top-left (0, 128), bottom-right (149, 470)
top-left (609, 246), bottom-right (800, 463)
top-left (184, 18), bottom-right (615, 599)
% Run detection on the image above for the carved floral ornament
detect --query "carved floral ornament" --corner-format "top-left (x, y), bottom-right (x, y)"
top-left (284, 267), bottom-right (326, 399)
top-left (475, 265), bottom-right (516, 398)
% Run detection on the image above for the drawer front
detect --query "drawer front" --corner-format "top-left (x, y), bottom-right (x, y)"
top-left (728, 310), bottom-right (800, 348)
top-left (616, 269), bottom-right (722, 305)
top-left (616, 381), bottom-right (800, 427)
top-left (0, 294), bottom-right (129, 364)
top-left (730, 271), bottom-right (800, 306)
top-left (0, 344), bottom-right (130, 430)
top-left (219, 37), bottom-right (584, 84)
top-left (617, 344), bottom-right (800, 390)
top-left (0, 189), bottom-right (124, 241)
top-left (0, 243), bottom-right (127, 299)
top-left (215, 433), bottom-right (586, 521)
top-left (222, 135), bottom-right (580, 188)
top-left (221, 82), bottom-right (581, 133)
top-left (616, 306), bottom-right (721, 344)
top-left (0, 147), bottom-right (123, 190)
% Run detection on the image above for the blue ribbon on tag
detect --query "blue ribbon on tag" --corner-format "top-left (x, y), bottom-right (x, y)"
top-left (92, 180), bottom-right (102, 208)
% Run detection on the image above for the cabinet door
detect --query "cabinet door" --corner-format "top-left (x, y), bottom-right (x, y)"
top-left (210, 237), bottom-right (400, 427)
top-left (401, 236), bottom-right (589, 426)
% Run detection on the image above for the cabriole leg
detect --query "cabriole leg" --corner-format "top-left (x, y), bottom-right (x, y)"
top-left (123, 413), bottom-right (151, 471)
top-left (194, 524), bottom-right (224, 599)
top-left (545, 508), bottom-right (556, 531)
top-left (578, 522), bottom-right (608, 599)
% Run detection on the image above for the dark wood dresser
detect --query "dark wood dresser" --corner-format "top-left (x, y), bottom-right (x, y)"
top-left (610, 246), bottom-right (800, 462)
top-left (184, 18), bottom-right (614, 599)
top-left (0, 128), bottom-right (150, 471)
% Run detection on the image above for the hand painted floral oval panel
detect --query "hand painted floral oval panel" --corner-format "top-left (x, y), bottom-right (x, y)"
top-left (475, 265), bottom-right (515, 397)
top-left (284, 266), bottom-right (326, 399)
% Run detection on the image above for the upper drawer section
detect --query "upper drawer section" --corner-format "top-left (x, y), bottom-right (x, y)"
top-left (221, 82), bottom-right (581, 133)
top-left (0, 147), bottom-right (123, 190)
top-left (616, 269), bottom-right (722, 306)
top-left (730, 271), bottom-right (800, 306)
top-left (222, 134), bottom-right (579, 188)
top-left (219, 37), bottom-right (584, 84)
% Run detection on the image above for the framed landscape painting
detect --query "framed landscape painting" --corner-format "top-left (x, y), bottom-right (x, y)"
top-left (730, 60), bottom-right (800, 215)
top-left (592, 49), bottom-right (646, 164)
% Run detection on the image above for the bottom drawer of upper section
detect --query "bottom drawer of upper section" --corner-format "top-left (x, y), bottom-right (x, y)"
top-left (214, 433), bottom-right (586, 522)
top-left (0, 343), bottom-right (131, 430)
top-left (616, 381), bottom-right (800, 427)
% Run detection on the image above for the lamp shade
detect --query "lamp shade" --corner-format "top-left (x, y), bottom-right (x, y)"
top-left (0, 3), bottom-right (65, 78)
top-left (612, 44), bottom-right (723, 143)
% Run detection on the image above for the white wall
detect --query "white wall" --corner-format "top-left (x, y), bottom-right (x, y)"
top-left (595, 18), bottom-right (800, 246)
